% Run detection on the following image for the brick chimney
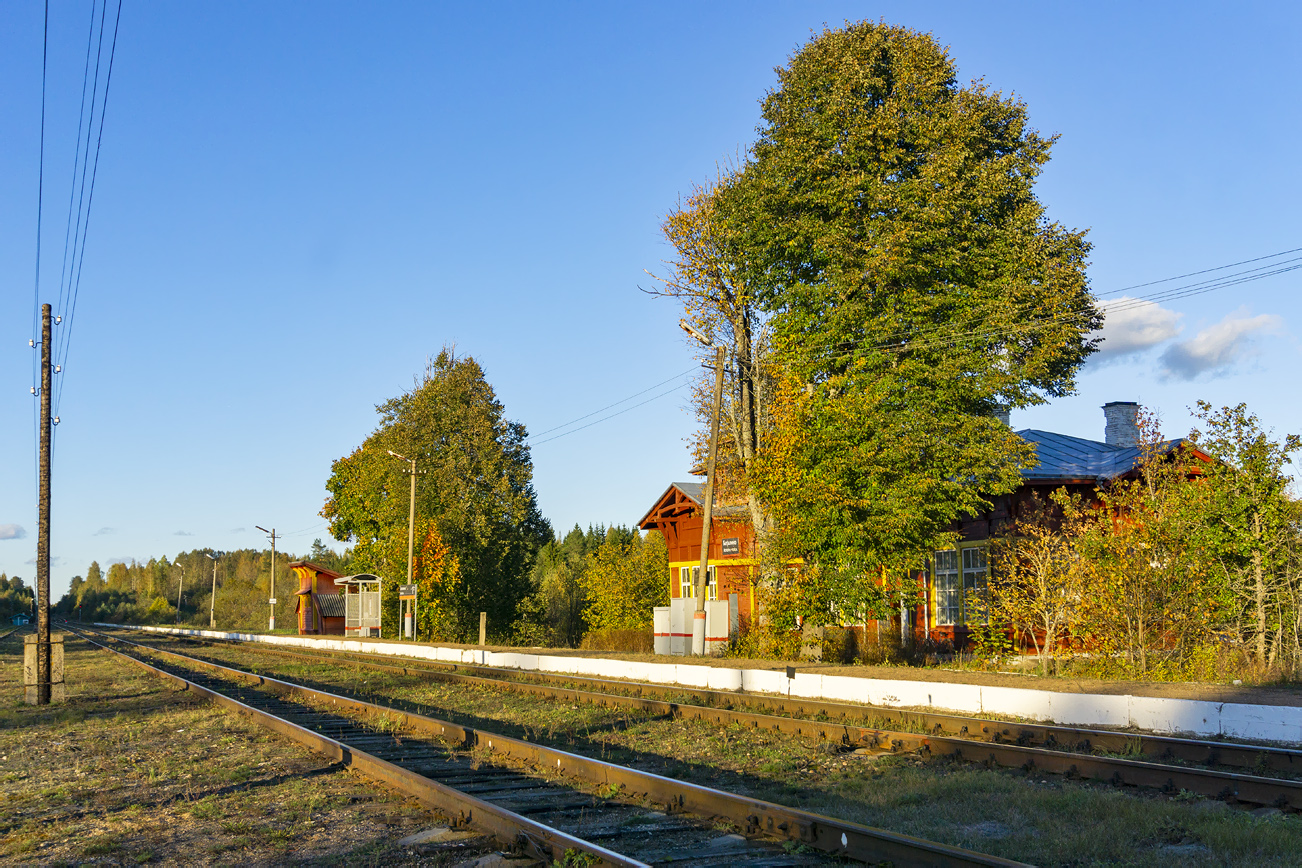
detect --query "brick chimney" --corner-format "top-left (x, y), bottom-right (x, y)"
top-left (993, 408), bottom-right (1010, 427)
top-left (1103, 401), bottom-right (1139, 447)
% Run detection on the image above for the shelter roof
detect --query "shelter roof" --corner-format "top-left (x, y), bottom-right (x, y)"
top-left (337, 573), bottom-right (382, 586)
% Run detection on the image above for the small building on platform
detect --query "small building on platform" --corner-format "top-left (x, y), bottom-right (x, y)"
top-left (290, 561), bottom-right (346, 636)
top-left (340, 574), bottom-right (383, 638)
top-left (638, 482), bottom-right (760, 627)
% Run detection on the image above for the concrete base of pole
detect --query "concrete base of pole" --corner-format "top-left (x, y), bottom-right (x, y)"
top-left (24, 634), bottom-right (64, 704)
top-left (691, 611), bottom-right (706, 656)
top-left (269, 615), bottom-right (276, 631)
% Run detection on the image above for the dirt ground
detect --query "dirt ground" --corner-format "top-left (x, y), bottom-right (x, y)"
top-left (197, 629), bottom-right (1302, 708)
top-left (0, 630), bottom-right (504, 867)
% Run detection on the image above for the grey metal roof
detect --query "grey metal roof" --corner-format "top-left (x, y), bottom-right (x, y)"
top-left (1016, 429), bottom-right (1185, 482)
top-left (673, 481), bottom-right (704, 503)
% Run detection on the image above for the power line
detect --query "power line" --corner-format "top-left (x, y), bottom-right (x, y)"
top-left (527, 366), bottom-right (697, 439)
top-left (781, 249), bottom-right (1301, 369)
top-left (54, 0), bottom-right (123, 420)
top-left (529, 382), bottom-right (692, 447)
top-left (54, 0), bottom-right (103, 328)
top-left (1097, 245), bottom-right (1302, 297)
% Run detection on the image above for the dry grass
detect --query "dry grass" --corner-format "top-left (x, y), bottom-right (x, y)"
top-left (0, 631), bottom-right (496, 866)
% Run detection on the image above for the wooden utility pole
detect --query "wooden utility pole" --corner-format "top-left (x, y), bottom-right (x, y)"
top-left (693, 344), bottom-right (727, 656)
top-left (35, 303), bottom-right (52, 705)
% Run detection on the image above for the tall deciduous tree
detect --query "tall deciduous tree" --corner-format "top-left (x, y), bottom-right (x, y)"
top-left (653, 178), bottom-right (774, 543)
top-left (740, 22), bottom-right (1098, 610)
top-left (1189, 401), bottom-right (1302, 663)
top-left (322, 348), bottom-right (550, 640)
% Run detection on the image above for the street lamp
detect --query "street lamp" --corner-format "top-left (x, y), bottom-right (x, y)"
top-left (388, 450), bottom-right (417, 640)
top-left (174, 562), bottom-right (186, 625)
top-left (680, 319), bottom-right (726, 657)
top-left (256, 526), bottom-right (278, 631)
top-left (205, 552), bottom-right (218, 629)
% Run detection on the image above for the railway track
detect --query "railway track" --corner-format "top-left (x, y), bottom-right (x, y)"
top-left (111, 626), bottom-right (1302, 812)
top-left (74, 626), bottom-right (1026, 867)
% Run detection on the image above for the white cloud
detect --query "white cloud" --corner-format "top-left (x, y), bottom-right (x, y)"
top-left (94, 527), bottom-right (115, 536)
top-left (0, 524), bottom-right (26, 540)
top-left (173, 530), bottom-right (193, 537)
top-left (1160, 311), bottom-right (1282, 380)
top-left (1090, 297), bottom-right (1182, 363)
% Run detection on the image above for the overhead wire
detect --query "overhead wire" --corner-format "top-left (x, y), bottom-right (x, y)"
top-left (54, 0), bottom-right (103, 328)
top-left (526, 365), bottom-right (697, 440)
top-left (528, 381), bottom-right (694, 447)
top-left (54, 0), bottom-right (123, 422)
top-left (527, 248), bottom-right (1297, 447)
top-left (780, 249), bottom-right (1301, 370)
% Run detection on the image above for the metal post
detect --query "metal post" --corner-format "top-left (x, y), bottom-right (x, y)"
top-left (257, 526), bottom-right (277, 630)
top-left (406, 457), bottom-right (416, 640)
top-left (175, 563), bottom-right (185, 624)
top-left (206, 553), bottom-right (218, 629)
top-left (693, 344), bottom-right (726, 656)
top-left (35, 303), bottom-right (52, 704)
top-left (388, 450), bottom-right (419, 641)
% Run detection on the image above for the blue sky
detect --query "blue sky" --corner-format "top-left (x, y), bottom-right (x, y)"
top-left (2, 2), bottom-right (1299, 598)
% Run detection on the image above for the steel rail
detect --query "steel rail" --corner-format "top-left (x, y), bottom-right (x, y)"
top-left (74, 629), bottom-right (644, 867)
top-left (81, 627), bottom-right (1028, 868)
top-left (116, 628), bottom-right (1302, 810)
top-left (133, 628), bottom-right (1302, 782)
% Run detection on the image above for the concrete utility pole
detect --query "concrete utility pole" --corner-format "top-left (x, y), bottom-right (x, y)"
top-left (174, 562), bottom-right (185, 624)
top-left (205, 552), bottom-right (218, 629)
top-left (35, 303), bottom-right (52, 704)
top-left (388, 450), bottom-right (418, 639)
top-left (680, 320), bottom-right (726, 656)
top-left (256, 526), bottom-right (277, 630)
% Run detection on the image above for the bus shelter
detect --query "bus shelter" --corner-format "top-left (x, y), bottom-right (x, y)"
top-left (339, 574), bottom-right (382, 638)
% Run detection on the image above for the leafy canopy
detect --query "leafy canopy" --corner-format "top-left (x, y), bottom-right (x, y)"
top-left (322, 348), bottom-right (549, 639)
top-left (736, 22), bottom-right (1099, 600)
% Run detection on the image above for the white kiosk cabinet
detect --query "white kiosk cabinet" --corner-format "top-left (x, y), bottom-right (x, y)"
top-left (339, 574), bottom-right (382, 638)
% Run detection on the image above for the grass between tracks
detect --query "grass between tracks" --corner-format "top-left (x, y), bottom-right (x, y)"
top-left (171, 635), bottom-right (1302, 868)
top-left (0, 632), bottom-right (497, 867)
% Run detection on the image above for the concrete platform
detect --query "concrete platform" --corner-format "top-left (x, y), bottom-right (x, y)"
top-left (104, 623), bottom-right (1302, 745)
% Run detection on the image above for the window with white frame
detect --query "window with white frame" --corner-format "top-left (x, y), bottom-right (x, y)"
top-left (962, 547), bottom-right (988, 623)
top-left (679, 566), bottom-right (717, 600)
top-left (934, 550), bottom-right (960, 626)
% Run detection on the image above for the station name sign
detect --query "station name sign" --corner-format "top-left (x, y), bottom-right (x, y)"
top-left (721, 538), bottom-right (739, 556)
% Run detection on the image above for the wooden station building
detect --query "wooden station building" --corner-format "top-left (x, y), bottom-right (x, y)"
top-left (638, 403), bottom-right (1212, 651)
top-left (638, 482), bottom-right (761, 628)
top-left (290, 560), bottom-right (347, 635)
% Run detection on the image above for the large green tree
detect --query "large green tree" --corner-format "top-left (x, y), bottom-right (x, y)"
top-left (736, 23), bottom-right (1099, 610)
top-left (322, 348), bottom-right (550, 640)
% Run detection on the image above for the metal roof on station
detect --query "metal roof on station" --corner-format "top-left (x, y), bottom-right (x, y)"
top-left (1016, 429), bottom-right (1189, 483)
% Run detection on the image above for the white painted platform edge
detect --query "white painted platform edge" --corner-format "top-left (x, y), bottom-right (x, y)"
top-left (103, 623), bottom-right (1302, 745)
